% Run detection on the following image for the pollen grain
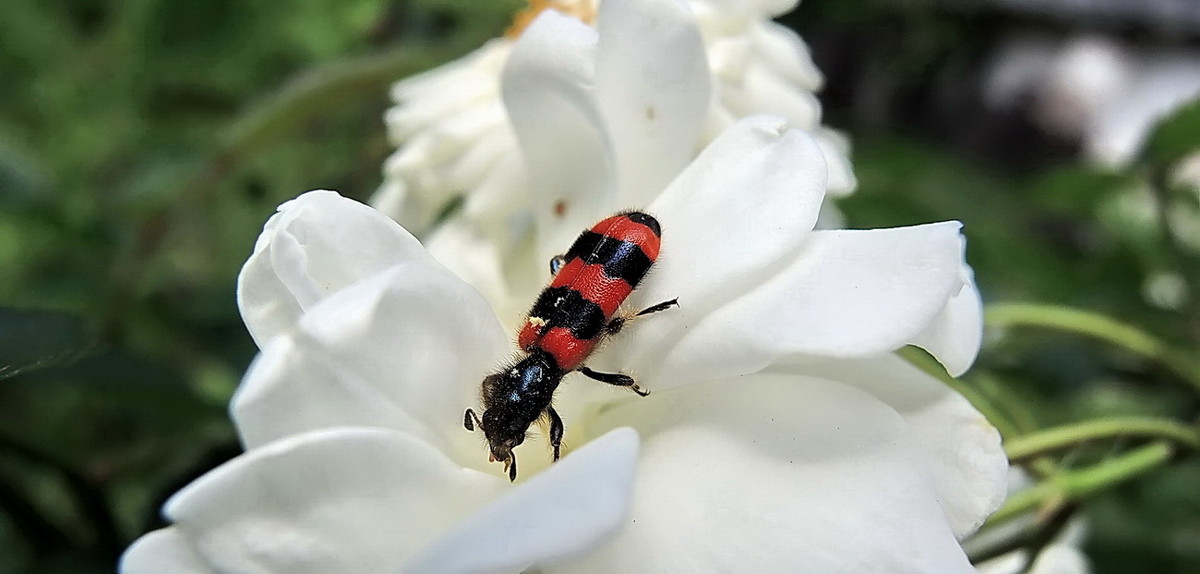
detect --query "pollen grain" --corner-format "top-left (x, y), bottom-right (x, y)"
top-left (506, 0), bottom-right (597, 38)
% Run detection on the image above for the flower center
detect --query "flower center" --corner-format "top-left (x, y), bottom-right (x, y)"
top-left (506, 0), bottom-right (597, 38)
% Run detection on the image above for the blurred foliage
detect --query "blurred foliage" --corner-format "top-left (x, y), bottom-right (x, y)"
top-left (0, 0), bottom-right (518, 571)
top-left (0, 0), bottom-right (1198, 572)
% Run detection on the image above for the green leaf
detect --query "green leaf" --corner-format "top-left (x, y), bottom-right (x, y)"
top-left (1027, 165), bottom-right (1136, 215)
top-left (0, 307), bottom-right (93, 380)
top-left (1140, 98), bottom-right (1200, 170)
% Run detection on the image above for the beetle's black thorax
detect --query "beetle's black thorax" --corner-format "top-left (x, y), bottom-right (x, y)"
top-left (480, 349), bottom-right (564, 428)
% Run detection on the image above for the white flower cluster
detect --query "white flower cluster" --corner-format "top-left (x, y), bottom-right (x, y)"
top-left (375, 0), bottom-right (855, 240)
top-left (985, 34), bottom-right (1200, 168)
top-left (121, 1), bottom-right (1011, 572)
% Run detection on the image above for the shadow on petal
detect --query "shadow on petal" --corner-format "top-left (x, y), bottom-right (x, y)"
top-left (568, 373), bottom-right (976, 573)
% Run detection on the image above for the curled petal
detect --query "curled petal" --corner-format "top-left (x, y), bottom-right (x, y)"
top-left (566, 373), bottom-right (976, 573)
top-left (595, 0), bottom-right (712, 207)
top-left (404, 428), bottom-right (640, 573)
top-left (502, 11), bottom-right (615, 262)
top-left (750, 22), bottom-right (823, 92)
top-left (232, 263), bottom-right (509, 458)
top-left (908, 262), bottom-right (984, 377)
top-left (163, 428), bottom-right (506, 574)
top-left (755, 0), bottom-right (802, 18)
top-left (634, 115), bottom-right (826, 317)
top-left (721, 58), bottom-right (823, 129)
top-left (237, 190), bottom-right (428, 347)
top-left (789, 355), bottom-right (1008, 539)
top-left (120, 528), bottom-right (212, 574)
top-left (386, 40), bottom-right (508, 142)
top-left (813, 126), bottom-right (857, 196)
top-left (621, 221), bottom-right (971, 386)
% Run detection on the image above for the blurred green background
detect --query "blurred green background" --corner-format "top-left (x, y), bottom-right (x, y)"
top-left (1, 0), bottom-right (1198, 572)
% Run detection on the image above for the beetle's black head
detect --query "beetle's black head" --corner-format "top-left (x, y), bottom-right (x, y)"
top-left (472, 352), bottom-right (562, 481)
top-left (481, 407), bottom-right (526, 481)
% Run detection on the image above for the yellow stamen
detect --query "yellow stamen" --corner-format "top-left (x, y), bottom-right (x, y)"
top-left (506, 0), bottom-right (597, 38)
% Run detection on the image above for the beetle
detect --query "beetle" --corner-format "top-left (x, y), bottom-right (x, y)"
top-left (464, 211), bottom-right (677, 481)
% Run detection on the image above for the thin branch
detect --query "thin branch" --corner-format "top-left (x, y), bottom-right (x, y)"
top-left (986, 303), bottom-right (1200, 393)
top-left (1005, 417), bottom-right (1200, 462)
top-left (984, 442), bottom-right (1175, 529)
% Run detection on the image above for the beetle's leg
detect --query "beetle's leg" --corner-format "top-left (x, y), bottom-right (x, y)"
top-left (505, 453), bottom-right (518, 482)
top-left (464, 408), bottom-right (483, 431)
top-left (549, 254), bottom-right (568, 276)
top-left (606, 298), bottom-right (679, 335)
top-left (546, 406), bottom-right (564, 461)
top-left (579, 366), bottom-right (650, 396)
top-left (636, 298), bottom-right (679, 316)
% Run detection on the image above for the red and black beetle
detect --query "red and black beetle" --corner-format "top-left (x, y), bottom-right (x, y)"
top-left (465, 211), bottom-right (677, 481)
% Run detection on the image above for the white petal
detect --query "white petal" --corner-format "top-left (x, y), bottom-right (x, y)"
top-left (976, 545), bottom-right (1092, 574)
top-left (706, 35), bottom-right (752, 84)
top-left (564, 373), bottom-right (975, 573)
top-left (404, 428), bottom-right (640, 573)
top-left (622, 222), bottom-right (970, 386)
top-left (233, 335), bottom-right (422, 449)
top-left (420, 101), bottom-right (509, 154)
top-left (370, 176), bottom-right (423, 233)
top-left (386, 40), bottom-right (508, 141)
top-left (754, 0), bottom-right (801, 18)
top-left (389, 39), bottom-right (508, 112)
top-left (594, 0), bottom-right (712, 207)
top-left (975, 553), bottom-right (1030, 574)
top-left (164, 428), bottom-right (507, 574)
top-left (1027, 545), bottom-right (1092, 574)
top-left (502, 11), bottom-right (616, 263)
top-left (1085, 58), bottom-right (1200, 168)
top-left (788, 354), bottom-right (1008, 539)
top-left (814, 198), bottom-right (847, 229)
top-left (232, 263), bottom-right (509, 459)
top-left (460, 143), bottom-right (532, 225)
top-left (813, 126), bottom-right (858, 196)
top-left (424, 218), bottom-right (513, 315)
top-left (236, 190), bottom-right (428, 348)
top-left (751, 21), bottom-right (823, 92)
top-left (441, 124), bottom-right (509, 190)
top-left (909, 262), bottom-right (984, 377)
top-left (634, 115), bottom-right (827, 317)
top-left (721, 59), bottom-right (824, 129)
top-left (120, 528), bottom-right (213, 574)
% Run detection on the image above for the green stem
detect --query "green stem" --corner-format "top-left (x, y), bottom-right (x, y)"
top-left (985, 303), bottom-right (1200, 393)
top-left (1005, 417), bottom-right (1200, 461)
top-left (985, 442), bottom-right (1176, 528)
